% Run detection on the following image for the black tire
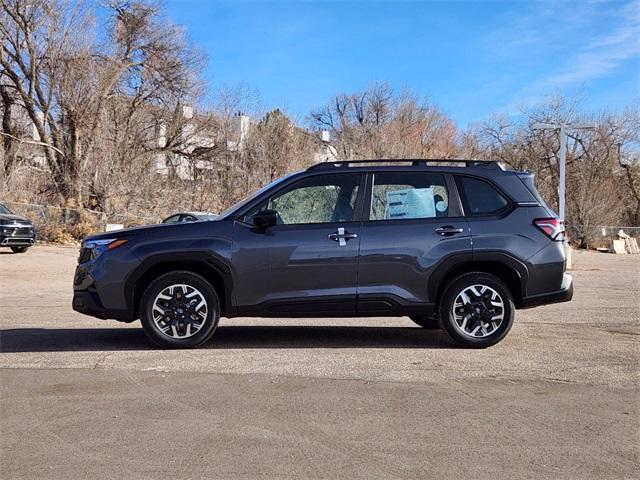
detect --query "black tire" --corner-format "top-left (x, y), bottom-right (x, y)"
top-left (409, 315), bottom-right (440, 329)
top-left (438, 272), bottom-right (514, 348)
top-left (10, 246), bottom-right (28, 253)
top-left (139, 271), bottom-right (220, 349)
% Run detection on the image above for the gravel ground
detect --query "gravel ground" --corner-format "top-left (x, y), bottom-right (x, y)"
top-left (1, 245), bottom-right (638, 479)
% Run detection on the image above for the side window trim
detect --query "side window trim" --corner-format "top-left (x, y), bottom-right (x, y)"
top-left (362, 172), bottom-right (374, 222)
top-left (454, 174), bottom-right (513, 217)
top-left (444, 174), bottom-right (464, 218)
top-left (352, 172), bottom-right (368, 222)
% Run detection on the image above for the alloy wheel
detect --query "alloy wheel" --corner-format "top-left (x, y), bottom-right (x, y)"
top-left (451, 284), bottom-right (505, 338)
top-left (151, 284), bottom-right (208, 338)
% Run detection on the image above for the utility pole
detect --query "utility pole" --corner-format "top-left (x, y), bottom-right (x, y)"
top-left (531, 122), bottom-right (596, 224)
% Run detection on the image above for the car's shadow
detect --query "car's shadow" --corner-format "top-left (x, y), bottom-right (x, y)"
top-left (0, 325), bottom-right (453, 352)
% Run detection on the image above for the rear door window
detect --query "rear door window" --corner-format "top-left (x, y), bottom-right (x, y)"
top-left (456, 176), bottom-right (509, 215)
top-left (369, 173), bottom-right (449, 220)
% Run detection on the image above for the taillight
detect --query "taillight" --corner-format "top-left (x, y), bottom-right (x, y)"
top-left (533, 218), bottom-right (565, 241)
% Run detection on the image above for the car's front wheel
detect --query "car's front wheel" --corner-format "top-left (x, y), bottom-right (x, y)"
top-left (140, 271), bottom-right (220, 348)
top-left (438, 273), bottom-right (514, 348)
top-left (10, 246), bottom-right (29, 253)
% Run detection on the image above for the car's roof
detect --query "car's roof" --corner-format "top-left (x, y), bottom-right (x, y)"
top-left (303, 159), bottom-right (517, 177)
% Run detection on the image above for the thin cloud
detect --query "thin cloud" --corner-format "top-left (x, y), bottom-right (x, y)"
top-left (492, 0), bottom-right (639, 119)
top-left (535, 0), bottom-right (639, 90)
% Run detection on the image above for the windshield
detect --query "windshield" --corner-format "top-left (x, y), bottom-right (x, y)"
top-left (0, 203), bottom-right (11, 214)
top-left (219, 172), bottom-right (298, 218)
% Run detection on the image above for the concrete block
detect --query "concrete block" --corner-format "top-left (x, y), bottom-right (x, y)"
top-left (613, 239), bottom-right (628, 254)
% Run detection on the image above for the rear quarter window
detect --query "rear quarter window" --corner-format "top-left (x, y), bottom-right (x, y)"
top-left (456, 176), bottom-right (510, 216)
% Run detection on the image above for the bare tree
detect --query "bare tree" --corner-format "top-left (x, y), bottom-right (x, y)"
top-left (0, 0), bottom-right (204, 206)
top-left (246, 109), bottom-right (316, 184)
top-left (616, 107), bottom-right (640, 225)
top-left (472, 95), bottom-right (640, 246)
top-left (310, 83), bottom-right (457, 160)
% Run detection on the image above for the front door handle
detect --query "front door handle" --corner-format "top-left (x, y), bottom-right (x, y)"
top-left (328, 227), bottom-right (358, 246)
top-left (435, 226), bottom-right (465, 236)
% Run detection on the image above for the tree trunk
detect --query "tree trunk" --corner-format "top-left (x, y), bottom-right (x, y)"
top-left (0, 84), bottom-right (14, 174)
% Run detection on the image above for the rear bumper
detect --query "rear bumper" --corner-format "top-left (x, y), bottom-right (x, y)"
top-left (520, 273), bottom-right (573, 309)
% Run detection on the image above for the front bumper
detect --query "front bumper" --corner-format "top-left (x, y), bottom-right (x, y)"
top-left (72, 288), bottom-right (109, 319)
top-left (520, 272), bottom-right (573, 309)
top-left (73, 266), bottom-right (135, 322)
top-left (0, 226), bottom-right (36, 246)
top-left (72, 289), bottom-right (135, 321)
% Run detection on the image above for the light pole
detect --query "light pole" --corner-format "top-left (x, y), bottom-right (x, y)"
top-left (531, 122), bottom-right (597, 224)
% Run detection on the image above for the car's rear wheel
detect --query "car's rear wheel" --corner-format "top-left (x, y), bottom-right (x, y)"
top-left (409, 315), bottom-right (440, 329)
top-left (140, 271), bottom-right (220, 348)
top-left (10, 246), bottom-right (28, 253)
top-left (438, 273), bottom-right (514, 348)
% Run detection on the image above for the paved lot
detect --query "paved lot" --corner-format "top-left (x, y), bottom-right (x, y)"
top-left (1, 246), bottom-right (638, 479)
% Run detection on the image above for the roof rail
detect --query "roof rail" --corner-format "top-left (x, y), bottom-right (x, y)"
top-left (307, 159), bottom-right (504, 171)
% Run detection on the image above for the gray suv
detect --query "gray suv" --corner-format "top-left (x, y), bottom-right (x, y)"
top-left (73, 160), bottom-right (572, 348)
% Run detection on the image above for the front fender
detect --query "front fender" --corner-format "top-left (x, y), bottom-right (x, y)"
top-left (123, 233), bottom-right (234, 315)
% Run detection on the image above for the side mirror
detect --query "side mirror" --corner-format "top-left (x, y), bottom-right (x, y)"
top-left (252, 209), bottom-right (278, 230)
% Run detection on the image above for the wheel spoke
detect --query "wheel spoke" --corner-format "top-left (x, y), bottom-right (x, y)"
top-left (469, 286), bottom-right (482, 298)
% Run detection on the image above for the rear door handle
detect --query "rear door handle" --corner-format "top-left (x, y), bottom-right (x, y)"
top-left (435, 226), bottom-right (464, 236)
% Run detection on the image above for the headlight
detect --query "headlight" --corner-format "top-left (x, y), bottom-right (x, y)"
top-left (82, 238), bottom-right (128, 260)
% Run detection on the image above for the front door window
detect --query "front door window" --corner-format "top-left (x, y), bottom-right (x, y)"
top-left (244, 173), bottom-right (360, 225)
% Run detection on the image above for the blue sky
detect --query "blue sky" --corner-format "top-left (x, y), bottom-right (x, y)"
top-left (164, 0), bottom-right (640, 128)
